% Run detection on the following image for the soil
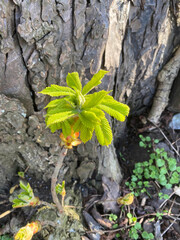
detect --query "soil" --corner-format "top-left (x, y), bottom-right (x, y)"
top-left (0, 111), bottom-right (180, 240)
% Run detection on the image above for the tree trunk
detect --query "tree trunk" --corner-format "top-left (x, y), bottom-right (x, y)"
top-left (0, 0), bottom-right (179, 190)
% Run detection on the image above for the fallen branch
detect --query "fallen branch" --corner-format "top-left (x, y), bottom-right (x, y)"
top-left (148, 47), bottom-right (180, 124)
top-left (51, 147), bottom-right (67, 213)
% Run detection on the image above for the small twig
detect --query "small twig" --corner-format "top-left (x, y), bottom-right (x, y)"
top-left (87, 212), bottom-right (180, 235)
top-left (161, 216), bottom-right (179, 237)
top-left (168, 199), bottom-right (180, 206)
top-left (159, 191), bottom-right (175, 209)
top-left (0, 200), bottom-right (8, 205)
top-left (51, 147), bottom-right (67, 213)
top-left (168, 196), bottom-right (176, 215)
top-left (153, 123), bottom-right (179, 157)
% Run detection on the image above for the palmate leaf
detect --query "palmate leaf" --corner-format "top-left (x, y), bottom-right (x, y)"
top-left (82, 90), bottom-right (110, 109)
top-left (80, 124), bottom-right (94, 143)
top-left (66, 72), bottom-right (82, 91)
top-left (40, 70), bottom-right (130, 147)
top-left (79, 110), bottom-right (100, 128)
top-left (95, 117), bottom-right (112, 146)
top-left (39, 85), bottom-right (75, 97)
top-left (12, 181), bottom-right (39, 208)
top-left (47, 110), bottom-right (77, 126)
top-left (82, 69), bottom-right (108, 95)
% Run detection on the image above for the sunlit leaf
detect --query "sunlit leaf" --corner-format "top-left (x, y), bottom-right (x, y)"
top-left (56, 181), bottom-right (66, 197)
top-left (117, 192), bottom-right (134, 205)
top-left (39, 85), bottom-right (75, 97)
top-left (82, 69), bottom-right (108, 95)
top-left (66, 72), bottom-right (82, 91)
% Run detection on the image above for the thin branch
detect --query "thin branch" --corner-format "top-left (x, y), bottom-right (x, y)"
top-left (87, 212), bottom-right (180, 234)
top-left (153, 123), bottom-right (179, 157)
top-left (51, 147), bottom-right (68, 213)
top-left (159, 191), bottom-right (176, 209)
top-left (161, 216), bottom-right (179, 237)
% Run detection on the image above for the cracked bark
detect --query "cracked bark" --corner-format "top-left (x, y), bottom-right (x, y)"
top-left (0, 0), bottom-right (179, 187)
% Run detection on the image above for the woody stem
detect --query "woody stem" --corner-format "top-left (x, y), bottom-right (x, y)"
top-left (51, 147), bottom-right (68, 213)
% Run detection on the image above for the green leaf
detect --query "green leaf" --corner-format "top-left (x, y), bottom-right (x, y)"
top-left (47, 111), bottom-right (77, 126)
top-left (66, 72), bottom-right (82, 91)
top-left (56, 181), bottom-right (65, 195)
top-left (19, 181), bottom-right (30, 194)
top-left (156, 159), bottom-right (165, 167)
top-left (61, 120), bottom-right (72, 138)
top-left (168, 158), bottom-right (177, 171)
top-left (49, 122), bottom-right (62, 133)
top-left (139, 141), bottom-right (145, 148)
top-left (127, 213), bottom-right (132, 219)
top-left (169, 171), bottom-right (179, 184)
top-left (87, 108), bottom-right (105, 120)
top-left (131, 175), bottom-right (138, 182)
top-left (80, 125), bottom-right (94, 143)
top-left (101, 95), bottom-right (130, 116)
top-left (134, 222), bottom-right (141, 230)
top-left (72, 118), bottom-right (81, 132)
top-left (145, 136), bottom-right (151, 142)
top-left (75, 89), bottom-right (86, 106)
top-left (44, 99), bottom-right (65, 109)
top-left (95, 117), bottom-right (113, 146)
top-left (39, 85), bottom-right (75, 97)
top-left (18, 172), bottom-right (25, 179)
top-left (46, 99), bottom-right (75, 116)
top-left (98, 97), bottom-right (129, 122)
top-left (112, 224), bottom-right (118, 229)
top-left (83, 90), bottom-right (109, 109)
top-left (79, 110), bottom-right (100, 128)
top-left (158, 175), bottom-right (167, 186)
top-left (148, 233), bottom-right (154, 239)
top-left (142, 231), bottom-right (151, 239)
top-left (82, 69), bottom-right (108, 95)
top-left (160, 167), bottom-right (167, 175)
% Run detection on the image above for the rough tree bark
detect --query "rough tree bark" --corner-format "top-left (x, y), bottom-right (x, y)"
top-left (0, 0), bottom-right (179, 191)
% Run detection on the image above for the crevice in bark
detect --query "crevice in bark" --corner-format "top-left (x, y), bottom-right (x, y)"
top-left (36, 32), bottom-right (51, 43)
top-left (81, 25), bottom-right (93, 60)
top-left (14, 8), bottom-right (38, 112)
top-left (40, 0), bottom-right (44, 22)
top-left (100, 50), bottom-right (106, 70)
top-left (86, 0), bottom-right (91, 7)
top-left (4, 53), bottom-right (8, 78)
top-left (112, 68), bottom-right (118, 99)
top-left (71, 0), bottom-right (76, 51)
top-left (17, 152), bottom-right (28, 169)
